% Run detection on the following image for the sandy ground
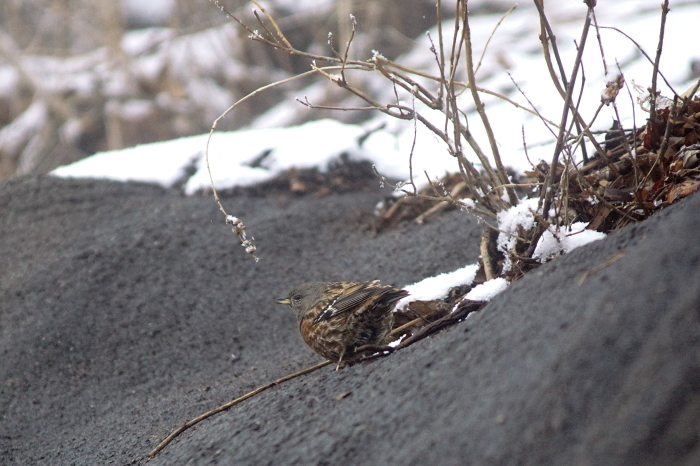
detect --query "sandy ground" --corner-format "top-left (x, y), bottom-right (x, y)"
top-left (1, 175), bottom-right (698, 465)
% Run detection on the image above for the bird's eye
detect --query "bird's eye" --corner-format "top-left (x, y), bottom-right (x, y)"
top-left (292, 295), bottom-right (302, 302)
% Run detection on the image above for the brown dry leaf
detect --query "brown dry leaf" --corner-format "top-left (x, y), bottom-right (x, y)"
top-left (667, 179), bottom-right (700, 204)
top-left (652, 179), bottom-right (665, 192)
top-left (639, 188), bottom-right (651, 202)
top-left (588, 205), bottom-right (612, 231)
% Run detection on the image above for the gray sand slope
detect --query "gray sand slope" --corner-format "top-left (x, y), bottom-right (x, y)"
top-left (1, 175), bottom-right (698, 465)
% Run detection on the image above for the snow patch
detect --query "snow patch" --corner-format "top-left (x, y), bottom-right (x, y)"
top-left (396, 264), bottom-right (479, 311)
top-left (464, 278), bottom-right (509, 302)
top-left (533, 222), bottom-right (606, 261)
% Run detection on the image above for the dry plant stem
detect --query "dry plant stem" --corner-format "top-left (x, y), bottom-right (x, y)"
top-left (535, 8), bottom-right (564, 97)
top-left (426, 32), bottom-right (446, 106)
top-left (390, 317), bottom-right (426, 336)
top-left (533, 0), bottom-right (568, 88)
top-left (621, 69), bottom-right (641, 185)
top-left (373, 58), bottom-right (441, 110)
top-left (578, 250), bottom-right (625, 286)
top-left (598, 26), bottom-right (676, 95)
top-left (541, 2), bottom-right (594, 223)
top-left (567, 102), bottom-right (604, 151)
top-left (233, 0), bottom-right (560, 128)
top-left (252, 10), bottom-right (279, 46)
top-left (339, 14), bottom-right (357, 79)
top-left (297, 99), bottom-right (381, 112)
top-left (590, 8), bottom-right (608, 76)
top-left (521, 126), bottom-right (536, 169)
top-left (657, 96), bottom-right (679, 162)
top-left (230, 0), bottom-right (574, 220)
top-left (379, 56), bottom-right (560, 127)
top-left (570, 64), bottom-right (590, 162)
top-left (372, 168), bottom-right (504, 229)
top-left (311, 64), bottom-right (411, 120)
top-left (204, 67), bottom-right (356, 260)
top-left (508, 72), bottom-right (557, 139)
top-left (326, 50), bottom-right (500, 212)
top-left (324, 4), bottom-right (507, 215)
top-left (249, 0), bottom-right (292, 49)
top-left (611, 101), bottom-right (637, 172)
top-left (444, 7), bottom-right (473, 201)
top-left (408, 94), bottom-right (419, 194)
top-left (480, 229), bottom-right (498, 281)
top-left (461, 0), bottom-right (517, 207)
top-left (436, 7), bottom-right (499, 211)
top-left (556, 149), bottom-right (571, 226)
top-left (241, 0), bottom-right (567, 132)
top-left (534, 0), bottom-right (594, 161)
top-left (435, 0), bottom-right (446, 104)
top-left (221, 0), bottom-right (365, 67)
top-left (357, 301), bottom-right (487, 362)
top-left (649, 0), bottom-right (670, 124)
top-left (147, 360), bottom-right (333, 458)
top-left (458, 128), bottom-right (503, 209)
top-left (474, 5), bottom-right (517, 75)
top-left (414, 181), bottom-right (468, 223)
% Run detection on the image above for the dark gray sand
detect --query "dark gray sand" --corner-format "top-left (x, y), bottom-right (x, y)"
top-left (1, 175), bottom-right (698, 465)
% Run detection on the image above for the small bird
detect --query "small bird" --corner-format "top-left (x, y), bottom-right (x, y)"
top-left (276, 280), bottom-right (409, 366)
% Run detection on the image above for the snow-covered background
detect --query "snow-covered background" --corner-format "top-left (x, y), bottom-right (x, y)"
top-left (52, 0), bottom-right (700, 194)
top-left (15, 0), bottom-right (700, 302)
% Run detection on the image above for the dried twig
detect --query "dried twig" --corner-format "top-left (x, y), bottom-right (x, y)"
top-left (540, 1), bottom-right (594, 224)
top-left (203, 65), bottom-right (366, 260)
top-left (649, 0), bottom-right (671, 123)
top-left (148, 293), bottom-right (484, 459)
top-left (147, 360), bottom-right (332, 458)
top-left (598, 26), bottom-right (676, 96)
top-left (474, 5), bottom-right (517, 75)
top-left (355, 300), bottom-right (487, 362)
top-left (461, 0), bottom-right (517, 207)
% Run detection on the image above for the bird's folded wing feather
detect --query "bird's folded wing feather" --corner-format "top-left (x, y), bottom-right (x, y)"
top-left (313, 281), bottom-right (383, 324)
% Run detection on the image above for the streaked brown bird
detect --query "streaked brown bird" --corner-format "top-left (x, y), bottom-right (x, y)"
top-left (276, 280), bottom-right (409, 366)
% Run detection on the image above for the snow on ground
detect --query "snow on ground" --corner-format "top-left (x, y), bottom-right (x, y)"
top-left (465, 278), bottom-right (509, 302)
top-left (52, 119), bottom-right (455, 194)
top-left (533, 222), bottom-right (607, 262)
top-left (51, 0), bottom-right (700, 308)
top-left (52, 134), bottom-right (206, 187)
top-left (395, 264), bottom-right (479, 311)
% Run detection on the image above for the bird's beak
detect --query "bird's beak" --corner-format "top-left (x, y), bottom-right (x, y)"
top-left (276, 297), bottom-right (291, 305)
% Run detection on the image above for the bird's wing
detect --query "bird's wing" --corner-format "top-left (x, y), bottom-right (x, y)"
top-left (313, 280), bottom-right (384, 324)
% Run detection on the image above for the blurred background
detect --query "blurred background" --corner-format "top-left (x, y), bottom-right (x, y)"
top-left (1, 0), bottom-right (698, 181)
top-left (0, 0), bottom-right (477, 179)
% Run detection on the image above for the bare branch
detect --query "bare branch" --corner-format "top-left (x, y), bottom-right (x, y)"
top-left (475, 5), bottom-right (517, 75)
top-left (598, 26), bottom-right (677, 96)
top-left (541, 2), bottom-right (594, 222)
top-left (461, 0), bottom-right (517, 206)
top-left (649, 0), bottom-right (670, 123)
top-left (147, 360), bottom-right (332, 457)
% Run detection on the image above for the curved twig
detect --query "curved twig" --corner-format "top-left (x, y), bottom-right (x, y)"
top-left (147, 360), bottom-right (333, 457)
